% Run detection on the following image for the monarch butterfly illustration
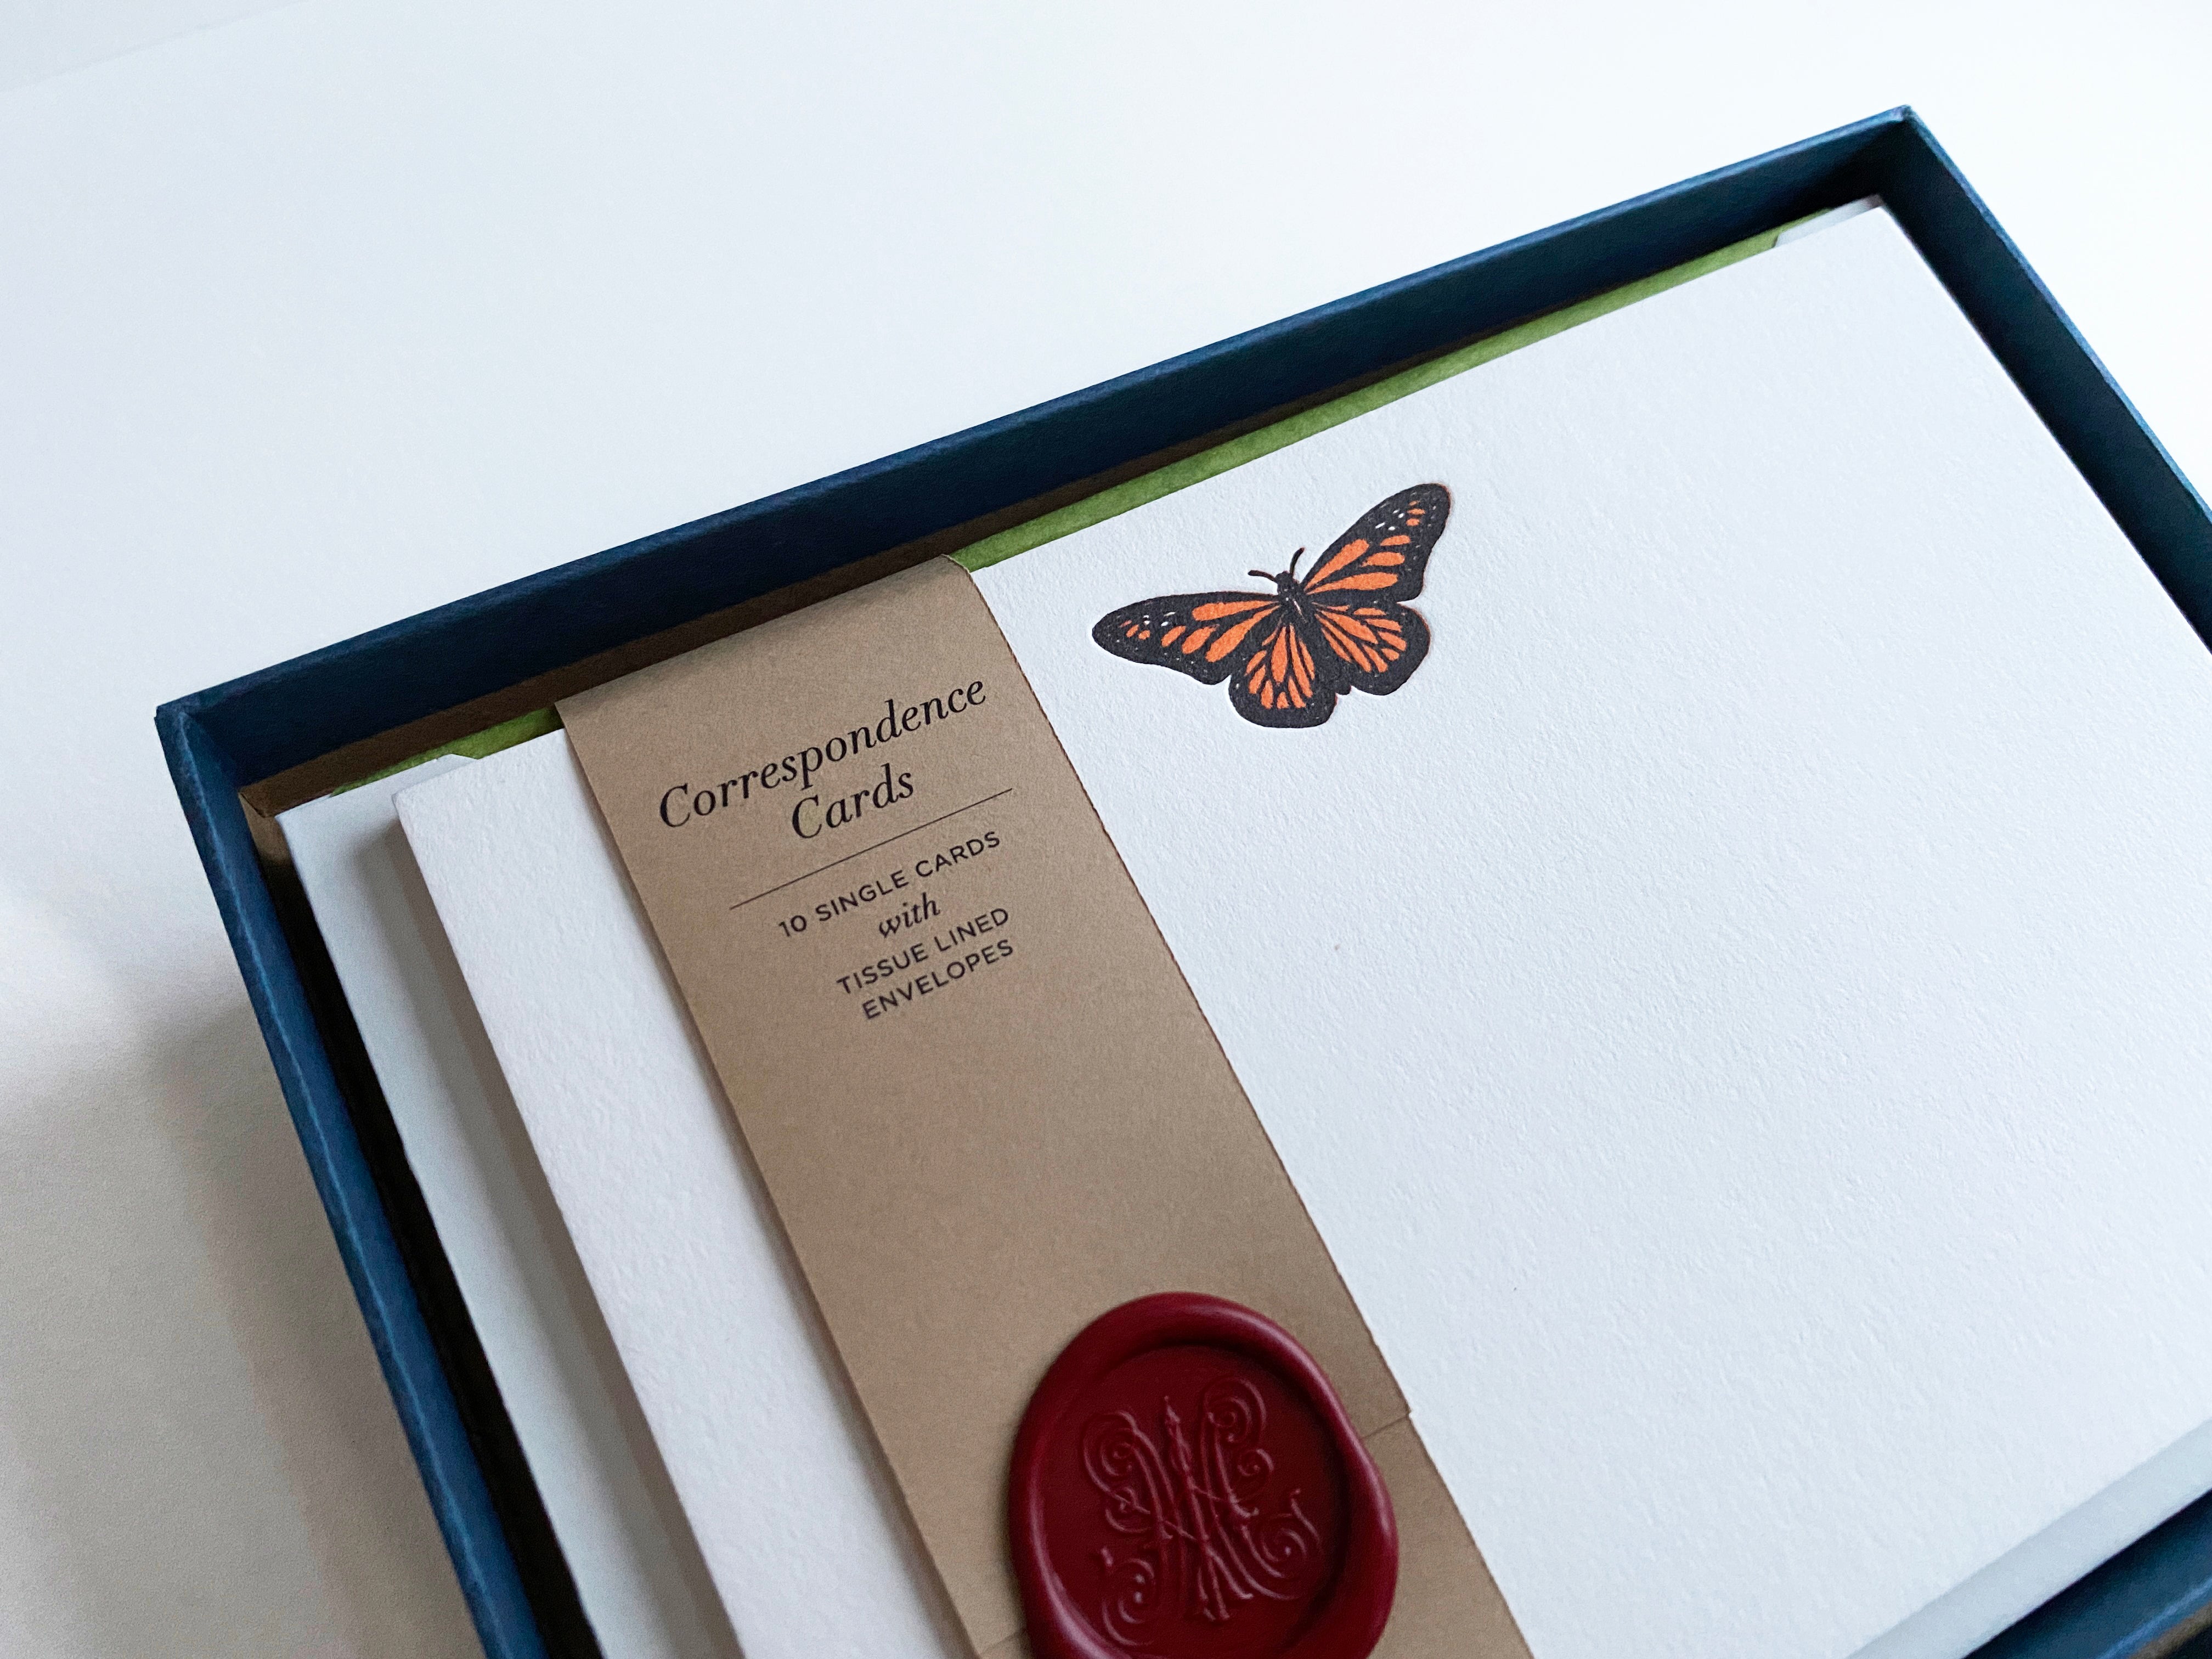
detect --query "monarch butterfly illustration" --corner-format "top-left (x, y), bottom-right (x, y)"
top-left (1091, 484), bottom-right (1449, 729)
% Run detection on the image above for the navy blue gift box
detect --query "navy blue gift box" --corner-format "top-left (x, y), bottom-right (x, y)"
top-left (158, 109), bottom-right (2212, 1659)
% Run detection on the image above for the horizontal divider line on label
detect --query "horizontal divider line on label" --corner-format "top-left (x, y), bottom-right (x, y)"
top-left (729, 789), bottom-right (1015, 911)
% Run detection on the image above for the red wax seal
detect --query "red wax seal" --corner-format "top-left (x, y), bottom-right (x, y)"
top-left (1010, 1293), bottom-right (1397, 1659)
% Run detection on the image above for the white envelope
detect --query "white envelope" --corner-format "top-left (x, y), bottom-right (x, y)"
top-left (279, 764), bottom-right (731, 1659)
top-left (395, 736), bottom-right (965, 1659)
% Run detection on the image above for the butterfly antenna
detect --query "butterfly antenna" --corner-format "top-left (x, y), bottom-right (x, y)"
top-left (1289, 547), bottom-right (1305, 579)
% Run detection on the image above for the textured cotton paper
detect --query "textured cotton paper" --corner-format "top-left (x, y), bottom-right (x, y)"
top-left (278, 764), bottom-right (729, 1659)
top-left (393, 735), bottom-right (963, 1659)
top-left (394, 205), bottom-right (2212, 1659)
top-left (970, 207), bottom-right (2212, 1659)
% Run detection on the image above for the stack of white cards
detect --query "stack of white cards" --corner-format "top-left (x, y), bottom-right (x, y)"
top-left (284, 207), bottom-right (2212, 1659)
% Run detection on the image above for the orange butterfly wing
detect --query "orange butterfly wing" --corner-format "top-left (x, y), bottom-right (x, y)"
top-left (1091, 590), bottom-right (1286, 685)
top-left (1295, 483), bottom-right (1446, 698)
top-left (1228, 607), bottom-right (1338, 729)
top-left (1299, 484), bottom-right (1448, 605)
top-left (1307, 600), bottom-right (1430, 695)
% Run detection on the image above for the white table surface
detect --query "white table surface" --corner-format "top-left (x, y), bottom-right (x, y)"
top-left (2, 3), bottom-right (2205, 1654)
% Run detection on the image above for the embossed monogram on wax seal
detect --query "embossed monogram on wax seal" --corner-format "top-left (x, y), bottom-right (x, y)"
top-left (1082, 1373), bottom-right (1325, 1647)
top-left (1011, 1293), bottom-right (1397, 1659)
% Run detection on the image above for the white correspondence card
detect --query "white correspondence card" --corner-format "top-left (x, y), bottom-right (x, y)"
top-left (970, 206), bottom-right (2212, 1659)
top-left (403, 206), bottom-right (2212, 1659)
